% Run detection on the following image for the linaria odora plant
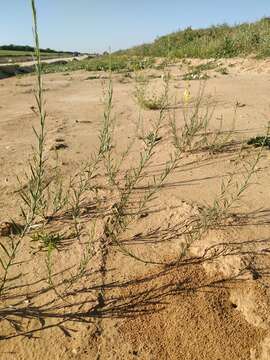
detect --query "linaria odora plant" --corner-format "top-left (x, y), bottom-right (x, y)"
top-left (19, 0), bottom-right (48, 234)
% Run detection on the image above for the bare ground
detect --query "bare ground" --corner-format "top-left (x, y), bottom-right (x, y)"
top-left (1, 57), bottom-right (270, 359)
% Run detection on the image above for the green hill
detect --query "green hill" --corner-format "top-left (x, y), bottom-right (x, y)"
top-left (116, 17), bottom-right (270, 58)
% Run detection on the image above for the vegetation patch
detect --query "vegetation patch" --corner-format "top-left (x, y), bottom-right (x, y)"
top-left (41, 56), bottom-right (155, 74)
top-left (183, 71), bottom-right (210, 81)
top-left (0, 44), bottom-right (73, 58)
top-left (31, 231), bottom-right (63, 251)
top-left (247, 135), bottom-right (270, 148)
top-left (116, 18), bottom-right (270, 59)
top-left (1, 1), bottom-right (269, 350)
top-left (182, 61), bottom-right (217, 80)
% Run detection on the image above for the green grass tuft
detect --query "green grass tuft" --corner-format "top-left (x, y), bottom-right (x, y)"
top-left (247, 136), bottom-right (270, 148)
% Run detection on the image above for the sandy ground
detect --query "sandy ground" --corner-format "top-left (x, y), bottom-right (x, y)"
top-left (1, 57), bottom-right (270, 359)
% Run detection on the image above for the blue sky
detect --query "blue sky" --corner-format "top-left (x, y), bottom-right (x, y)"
top-left (0, 1), bottom-right (269, 53)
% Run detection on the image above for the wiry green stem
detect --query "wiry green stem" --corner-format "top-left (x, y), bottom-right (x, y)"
top-left (19, 0), bottom-right (47, 234)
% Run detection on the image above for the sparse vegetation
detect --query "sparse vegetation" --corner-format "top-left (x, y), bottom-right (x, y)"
top-left (31, 231), bottom-right (63, 250)
top-left (41, 55), bottom-right (155, 74)
top-left (135, 73), bottom-right (170, 110)
top-left (0, 236), bottom-right (20, 295)
top-left (183, 71), bottom-right (210, 81)
top-left (182, 61), bottom-right (216, 80)
top-left (1, 1), bottom-right (270, 354)
top-left (247, 135), bottom-right (270, 148)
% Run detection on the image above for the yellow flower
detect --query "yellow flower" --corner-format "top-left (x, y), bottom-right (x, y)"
top-left (183, 82), bottom-right (191, 103)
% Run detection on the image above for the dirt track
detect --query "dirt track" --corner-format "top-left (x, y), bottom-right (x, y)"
top-left (0, 55), bottom-right (87, 67)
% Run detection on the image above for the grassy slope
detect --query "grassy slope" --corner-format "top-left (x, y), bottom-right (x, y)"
top-left (4, 18), bottom-right (270, 76)
top-left (116, 17), bottom-right (270, 58)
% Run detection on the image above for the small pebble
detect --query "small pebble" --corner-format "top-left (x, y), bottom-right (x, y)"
top-left (0, 222), bottom-right (13, 236)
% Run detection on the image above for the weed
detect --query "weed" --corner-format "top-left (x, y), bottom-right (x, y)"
top-left (200, 146), bottom-right (264, 226)
top-left (170, 82), bottom-right (214, 152)
top-left (183, 62), bottom-right (216, 80)
top-left (31, 231), bottom-right (63, 250)
top-left (202, 111), bottom-right (237, 154)
top-left (183, 71), bottom-right (210, 81)
top-left (170, 82), bottom-right (237, 155)
top-left (18, 0), bottom-right (48, 233)
top-left (67, 223), bottom-right (96, 287)
top-left (247, 135), bottom-right (270, 148)
top-left (135, 72), bottom-right (170, 110)
top-left (143, 132), bottom-right (162, 145)
top-left (47, 170), bottom-right (69, 219)
top-left (0, 237), bottom-right (20, 295)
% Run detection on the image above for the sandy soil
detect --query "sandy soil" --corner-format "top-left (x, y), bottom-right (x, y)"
top-left (1, 57), bottom-right (270, 359)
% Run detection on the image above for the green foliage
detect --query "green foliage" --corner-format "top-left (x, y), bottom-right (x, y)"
top-left (136, 92), bottom-right (166, 110)
top-left (183, 71), bottom-right (209, 81)
top-left (41, 56), bottom-right (155, 74)
top-left (0, 44), bottom-right (71, 54)
top-left (18, 0), bottom-right (48, 232)
top-left (31, 231), bottom-right (62, 250)
top-left (190, 62), bottom-right (217, 72)
top-left (135, 72), bottom-right (170, 110)
top-left (144, 132), bottom-right (162, 144)
top-left (182, 61), bottom-right (219, 80)
top-left (247, 135), bottom-right (270, 148)
top-left (0, 237), bottom-right (20, 294)
top-left (117, 18), bottom-right (270, 59)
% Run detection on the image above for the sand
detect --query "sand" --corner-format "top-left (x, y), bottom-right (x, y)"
top-left (1, 57), bottom-right (270, 359)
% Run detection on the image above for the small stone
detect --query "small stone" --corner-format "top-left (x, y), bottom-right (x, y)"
top-left (0, 221), bottom-right (22, 236)
top-left (0, 222), bottom-right (14, 236)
